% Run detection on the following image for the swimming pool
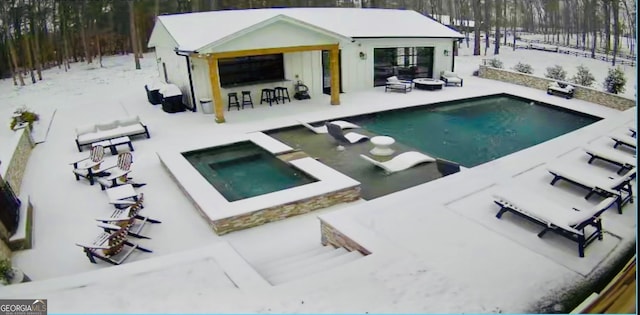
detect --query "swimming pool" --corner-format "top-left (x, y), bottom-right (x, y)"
top-left (183, 141), bottom-right (318, 202)
top-left (349, 94), bottom-right (600, 167)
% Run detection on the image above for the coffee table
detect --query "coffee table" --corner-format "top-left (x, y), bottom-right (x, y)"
top-left (370, 136), bottom-right (395, 156)
top-left (413, 78), bottom-right (444, 91)
top-left (105, 184), bottom-right (138, 208)
top-left (92, 136), bottom-right (133, 155)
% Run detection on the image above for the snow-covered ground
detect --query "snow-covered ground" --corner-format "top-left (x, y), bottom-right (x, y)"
top-left (456, 35), bottom-right (637, 100)
top-left (0, 40), bottom-right (636, 313)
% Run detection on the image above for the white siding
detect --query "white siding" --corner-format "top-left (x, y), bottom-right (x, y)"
top-left (154, 47), bottom-right (194, 108)
top-left (208, 21), bottom-right (343, 54)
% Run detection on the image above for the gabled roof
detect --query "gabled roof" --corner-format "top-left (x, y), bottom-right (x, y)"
top-left (148, 8), bottom-right (464, 52)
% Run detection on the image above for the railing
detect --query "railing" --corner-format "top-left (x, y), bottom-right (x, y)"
top-left (500, 41), bottom-right (636, 67)
top-left (518, 38), bottom-right (636, 60)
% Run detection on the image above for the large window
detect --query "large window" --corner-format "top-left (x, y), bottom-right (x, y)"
top-left (218, 54), bottom-right (285, 87)
top-left (373, 47), bottom-right (434, 86)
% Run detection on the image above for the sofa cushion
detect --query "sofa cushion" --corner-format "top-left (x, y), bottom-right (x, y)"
top-left (442, 71), bottom-right (457, 77)
top-left (96, 121), bottom-right (119, 131)
top-left (386, 76), bottom-right (399, 82)
top-left (110, 124), bottom-right (146, 138)
top-left (76, 124), bottom-right (96, 136)
top-left (118, 116), bottom-right (140, 127)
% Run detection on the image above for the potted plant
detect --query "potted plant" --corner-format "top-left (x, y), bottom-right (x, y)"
top-left (0, 258), bottom-right (15, 285)
top-left (9, 106), bottom-right (39, 131)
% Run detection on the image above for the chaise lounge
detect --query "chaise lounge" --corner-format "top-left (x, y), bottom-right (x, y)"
top-left (76, 222), bottom-right (152, 265)
top-left (492, 185), bottom-right (617, 257)
top-left (326, 123), bottom-right (369, 145)
top-left (583, 145), bottom-right (636, 174)
top-left (610, 132), bottom-right (637, 150)
top-left (298, 120), bottom-right (360, 134)
top-left (359, 151), bottom-right (435, 174)
top-left (547, 163), bottom-right (635, 214)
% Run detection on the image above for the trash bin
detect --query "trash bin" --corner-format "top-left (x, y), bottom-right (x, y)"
top-left (145, 81), bottom-right (163, 105)
top-left (159, 84), bottom-right (186, 113)
top-left (200, 98), bottom-right (213, 114)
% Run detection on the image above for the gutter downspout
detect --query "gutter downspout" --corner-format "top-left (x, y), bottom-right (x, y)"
top-left (175, 49), bottom-right (197, 112)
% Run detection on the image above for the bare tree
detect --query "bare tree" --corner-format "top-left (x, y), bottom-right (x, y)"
top-left (494, 0), bottom-right (501, 55)
top-left (611, 0), bottom-right (619, 64)
top-left (472, 0), bottom-right (481, 55)
top-left (128, 0), bottom-right (140, 69)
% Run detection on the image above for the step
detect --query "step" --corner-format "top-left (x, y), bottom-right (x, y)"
top-left (257, 246), bottom-right (337, 272)
top-left (260, 247), bottom-right (348, 278)
top-left (269, 250), bottom-right (363, 285)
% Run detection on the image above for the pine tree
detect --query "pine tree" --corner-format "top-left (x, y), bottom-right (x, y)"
top-left (603, 67), bottom-right (626, 94)
top-left (570, 65), bottom-right (595, 87)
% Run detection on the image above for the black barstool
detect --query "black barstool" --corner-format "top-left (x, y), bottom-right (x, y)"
top-left (241, 91), bottom-right (254, 109)
top-left (274, 87), bottom-right (291, 103)
top-left (260, 88), bottom-right (278, 106)
top-left (227, 92), bottom-right (240, 111)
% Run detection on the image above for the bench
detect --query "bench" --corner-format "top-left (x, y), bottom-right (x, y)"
top-left (547, 82), bottom-right (575, 99)
top-left (75, 116), bottom-right (150, 152)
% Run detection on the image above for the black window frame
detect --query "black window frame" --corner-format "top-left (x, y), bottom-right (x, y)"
top-left (218, 53), bottom-right (285, 87)
top-left (373, 47), bottom-right (434, 86)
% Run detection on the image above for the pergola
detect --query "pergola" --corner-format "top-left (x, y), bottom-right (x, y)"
top-left (192, 44), bottom-right (341, 123)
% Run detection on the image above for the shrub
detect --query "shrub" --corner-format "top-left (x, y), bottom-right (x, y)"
top-left (486, 58), bottom-right (503, 68)
top-left (544, 65), bottom-right (567, 81)
top-left (512, 62), bottom-right (534, 74)
top-left (570, 65), bottom-right (595, 87)
top-left (9, 106), bottom-right (39, 131)
top-left (603, 67), bottom-right (626, 94)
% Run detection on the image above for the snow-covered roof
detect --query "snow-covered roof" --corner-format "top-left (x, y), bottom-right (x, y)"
top-left (148, 8), bottom-right (464, 52)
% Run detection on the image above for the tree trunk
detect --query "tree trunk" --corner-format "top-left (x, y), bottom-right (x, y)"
top-left (603, 0), bottom-right (610, 54)
top-left (472, 0), bottom-right (481, 55)
top-left (494, 0), bottom-right (501, 55)
top-left (129, 0), bottom-right (141, 69)
top-left (78, 0), bottom-right (92, 63)
top-left (512, 0), bottom-right (517, 51)
top-left (483, 0), bottom-right (491, 55)
top-left (611, 0), bottom-right (619, 65)
top-left (155, 0), bottom-right (160, 16)
top-left (9, 35), bottom-right (25, 86)
top-left (32, 0), bottom-right (43, 80)
top-left (590, 0), bottom-right (597, 58)
top-left (5, 46), bottom-right (18, 86)
top-left (23, 35), bottom-right (36, 84)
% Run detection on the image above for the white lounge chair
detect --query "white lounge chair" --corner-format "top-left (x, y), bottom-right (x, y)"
top-left (583, 145), bottom-right (636, 174)
top-left (326, 123), bottom-right (369, 144)
top-left (547, 163), bottom-right (635, 214)
top-left (298, 120), bottom-right (360, 134)
top-left (610, 132), bottom-right (637, 150)
top-left (359, 151), bottom-right (436, 174)
top-left (385, 76), bottom-right (412, 93)
top-left (440, 71), bottom-right (463, 87)
top-left (492, 185), bottom-right (617, 257)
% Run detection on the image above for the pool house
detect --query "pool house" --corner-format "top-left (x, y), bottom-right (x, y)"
top-left (147, 8), bottom-right (464, 122)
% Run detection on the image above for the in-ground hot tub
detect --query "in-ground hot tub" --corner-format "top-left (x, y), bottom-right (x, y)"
top-left (158, 132), bottom-right (361, 235)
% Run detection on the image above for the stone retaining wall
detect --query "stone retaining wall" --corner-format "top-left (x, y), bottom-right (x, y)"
top-left (320, 220), bottom-right (371, 255)
top-left (211, 186), bottom-right (361, 235)
top-left (478, 65), bottom-right (636, 111)
top-left (2, 128), bottom-right (35, 195)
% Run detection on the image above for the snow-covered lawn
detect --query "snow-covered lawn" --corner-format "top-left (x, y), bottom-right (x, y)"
top-left (0, 43), bottom-right (636, 313)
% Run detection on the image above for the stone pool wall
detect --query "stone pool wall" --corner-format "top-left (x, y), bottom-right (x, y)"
top-left (210, 186), bottom-right (361, 235)
top-left (478, 65), bottom-right (636, 111)
top-left (320, 220), bottom-right (371, 255)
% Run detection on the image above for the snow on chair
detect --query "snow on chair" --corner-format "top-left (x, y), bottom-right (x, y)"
top-left (298, 119), bottom-right (360, 134)
top-left (71, 145), bottom-right (106, 185)
top-left (95, 196), bottom-right (161, 239)
top-left (76, 221), bottom-right (152, 265)
top-left (440, 71), bottom-right (463, 87)
top-left (492, 185), bottom-right (617, 258)
top-left (96, 152), bottom-right (134, 190)
top-left (359, 151), bottom-right (436, 174)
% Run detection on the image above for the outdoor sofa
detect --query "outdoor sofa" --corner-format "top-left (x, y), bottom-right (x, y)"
top-left (547, 82), bottom-right (575, 99)
top-left (75, 116), bottom-right (150, 152)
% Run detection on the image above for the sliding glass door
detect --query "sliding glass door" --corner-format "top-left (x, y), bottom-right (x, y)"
top-left (373, 47), bottom-right (434, 86)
